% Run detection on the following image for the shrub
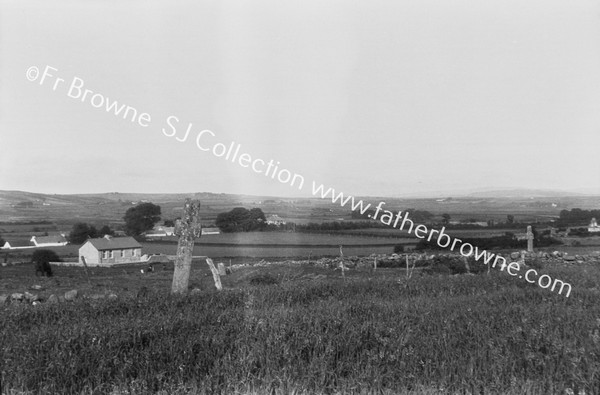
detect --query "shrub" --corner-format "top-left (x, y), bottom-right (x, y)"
top-left (393, 244), bottom-right (404, 254)
top-left (31, 249), bottom-right (60, 277)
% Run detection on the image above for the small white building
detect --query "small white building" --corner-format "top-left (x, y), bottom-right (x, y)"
top-left (143, 226), bottom-right (175, 238)
top-left (201, 227), bottom-right (221, 235)
top-left (1, 240), bottom-right (34, 250)
top-left (30, 234), bottom-right (68, 247)
top-left (266, 215), bottom-right (286, 226)
top-left (589, 218), bottom-right (600, 233)
top-left (157, 226), bottom-right (175, 236)
top-left (78, 235), bottom-right (143, 266)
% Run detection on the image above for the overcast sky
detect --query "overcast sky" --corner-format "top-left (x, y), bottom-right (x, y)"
top-left (1, 0), bottom-right (599, 198)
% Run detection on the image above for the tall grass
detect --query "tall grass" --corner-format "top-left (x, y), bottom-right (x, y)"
top-left (2, 267), bottom-right (600, 394)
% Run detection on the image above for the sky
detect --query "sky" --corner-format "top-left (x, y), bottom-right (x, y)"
top-left (1, 0), bottom-right (599, 198)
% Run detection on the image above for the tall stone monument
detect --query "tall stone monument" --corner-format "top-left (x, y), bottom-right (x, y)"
top-left (526, 225), bottom-right (534, 253)
top-left (171, 199), bottom-right (202, 294)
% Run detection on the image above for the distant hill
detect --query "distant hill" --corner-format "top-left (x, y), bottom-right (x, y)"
top-left (394, 187), bottom-right (592, 199)
top-left (467, 189), bottom-right (586, 198)
top-left (0, 190), bottom-right (315, 223)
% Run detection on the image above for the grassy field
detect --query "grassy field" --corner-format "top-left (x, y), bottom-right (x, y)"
top-left (153, 232), bottom-right (403, 246)
top-left (1, 259), bottom-right (600, 394)
top-left (1, 232), bottom-right (403, 262)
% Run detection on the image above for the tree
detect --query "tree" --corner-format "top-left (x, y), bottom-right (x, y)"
top-left (31, 249), bottom-right (60, 277)
top-left (123, 202), bottom-right (161, 236)
top-left (97, 225), bottom-right (114, 237)
top-left (393, 244), bottom-right (405, 253)
top-left (68, 223), bottom-right (98, 244)
top-left (163, 219), bottom-right (175, 227)
top-left (506, 214), bottom-right (514, 224)
top-left (441, 213), bottom-right (451, 225)
top-left (249, 208), bottom-right (266, 222)
top-left (215, 207), bottom-right (267, 232)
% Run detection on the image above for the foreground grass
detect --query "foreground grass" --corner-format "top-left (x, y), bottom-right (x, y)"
top-left (2, 265), bottom-right (600, 394)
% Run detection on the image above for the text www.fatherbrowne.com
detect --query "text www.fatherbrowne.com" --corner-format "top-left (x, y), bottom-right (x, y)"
top-left (309, 183), bottom-right (572, 298)
top-left (27, 64), bottom-right (572, 298)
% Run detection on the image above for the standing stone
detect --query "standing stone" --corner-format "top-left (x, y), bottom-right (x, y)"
top-left (64, 289), bottom-right (78, 301)
top-left (217, 262), bottom-right (227, 276)
top-left (171, 199), bottom-right (202, 294)
top-left (526, 226), bottom-right (534, 252)
top-left (206, 258), bottom-right (223, 291)
top-left (80, 256), bottom-right (92, 285)
top-left (520, 251), bottom-right (527, 268)
top-left (338, 245), bottom-right (346, 279)
top-left (462, 256), bottom-right (470, 273)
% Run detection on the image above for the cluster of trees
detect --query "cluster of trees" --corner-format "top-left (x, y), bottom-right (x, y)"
top-left (66, 202), bottom-right (163, 243)
top-left (216, 207), bottom-right (267, 233)
top-left (558, 208), bottom-right (600, 226)
top-left (68, 223), bottom-right (115, 244)
top-left (123, 203), bottom-right (161, 236)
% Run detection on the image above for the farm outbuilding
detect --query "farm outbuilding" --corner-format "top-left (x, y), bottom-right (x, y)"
top-left (30, 234), bottom-right (68, 247)
top-left (78, 235), bottom-right (142, 266)
top-left (266, 215), bottom-right (286, 226)
top-left (201, 227), bottom-right (221, 235)
top-left (1, 240), bottom-right (35, 250)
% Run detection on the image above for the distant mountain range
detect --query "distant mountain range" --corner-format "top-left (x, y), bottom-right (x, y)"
top-left (394, 187), bottom-right (598, 199)
top-left (0, 188), bottom-right (598, 206)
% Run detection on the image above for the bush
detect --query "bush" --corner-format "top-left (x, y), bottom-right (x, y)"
top-left (31, 249), bottom-right (60, 277)
top-left (216, 207), bottom-right (266, 233)
top-left (393, 244), bottom-right (404, 254)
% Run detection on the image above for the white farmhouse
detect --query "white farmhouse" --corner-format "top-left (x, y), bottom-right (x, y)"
top-left (266, 215), bottom-right (286, 226)
top-left (30, 235), bottom-right (68, 247)
top-left (78, 235), bottom-right (142, 266)
top-left (589, 218), bottom-right (600, 233)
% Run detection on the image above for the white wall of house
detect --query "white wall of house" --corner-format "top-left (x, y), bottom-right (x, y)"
top-left (79, 242), bottom-right (101, 265)
top-left (78, 243), bottom-right (143, 266)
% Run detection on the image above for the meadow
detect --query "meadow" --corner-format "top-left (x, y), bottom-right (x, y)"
top-left (2, 191), bottom-right (600, 394)
top-left (1, 231), bottom-right (402, 263)
top-left (1, 260), bottom-right (600, 394)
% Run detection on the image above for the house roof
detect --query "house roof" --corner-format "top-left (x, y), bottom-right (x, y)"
top-left (202, 227), bottom-right (220, 233)
top-left (85, 236), bottom-right (141, 250)
top-left (34, 235), bottom-right (67, 244)
top-left (144, 230), bottom-right (167, 236)
top-left (4, 240), bottom-right (34, 247)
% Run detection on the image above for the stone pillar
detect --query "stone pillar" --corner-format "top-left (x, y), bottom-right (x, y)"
top-left (171, 199), bottom-right (202, 294)
top-left (206, 258), bottom-right (223, 291)
top-left (526, 225), bottom-right (534, 252)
